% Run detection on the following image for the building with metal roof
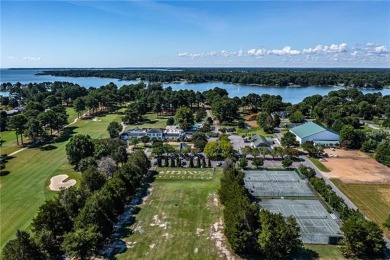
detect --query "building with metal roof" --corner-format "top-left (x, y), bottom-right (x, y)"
top-left (250, 134), bottom-right (273, 148)
top-left (290, 122), bottom-right (339, 145)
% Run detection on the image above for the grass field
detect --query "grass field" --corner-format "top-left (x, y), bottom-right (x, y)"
top-left (0, 130), bottom-right (23, 156)
top-left (308, 158), bottom-right (330, 172)
top-left (301, 244), bottom-right (344, 259)
top-left (332, 179), bottom-right (390, 238)
top-left (125, 113), bottom-right (169, 130)
top-left (235, 127), bottom-right (275, 137)
top-left (0, 112), bottom-right (123, 251)
top-left (116, 168), bottom-right (233, 259)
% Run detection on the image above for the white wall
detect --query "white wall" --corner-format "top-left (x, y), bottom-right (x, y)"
top-left (301, 131), bottom-right (339, 144)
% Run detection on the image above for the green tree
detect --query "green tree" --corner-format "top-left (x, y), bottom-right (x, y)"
top-left (81, 166), bottom-right (106, 193)
top-left (219, 140), bottom-right (233, 158)
top-left (238, 157), bottom-right (248, 169)
top-left (282, 157), bottom-right (293, 168)
top-left (192, 132), bottom-right (208, 152)
top-left (340, 125), bottom-right (365, 149)
top-left (24, 118), bottom-right (45, 143)
top-left (252, 157), bottom-right (264, 169)
top-left (375, 139), bottom-right (390, 166)
top-left (73, 97), bottom-right (85, 118)
top-left (211, 97), bottom-right (238, 123)
top-left (341, 217), bottom-right (386, 258)
top-left (9, 114), bottom-right (28, 145)
top-left (2, 230), bottom-right (45, 260)
top-left (107, 121), bottom-right (122, 138)
top-left (204, 141), bottom-right (220, 160)
top-left (258, 211), bottom-right (303, 259)
top-left (289, 110), bottom-right (306, 123)
top-left (66, 134), bottom-right (95, 166)
top-left (281, 131), bottom-right (299, 148)
top-left (174, 106), bottom-right (194, 131)
top-left (0, 110), bottom-right (7, 132)
top-left (62, 225), bottom-right (103, 260)
top-left (166, 117), bottom-right (175, 125)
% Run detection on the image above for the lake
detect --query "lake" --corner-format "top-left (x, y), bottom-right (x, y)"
top-left (1, 69), bottom-right (389, 104)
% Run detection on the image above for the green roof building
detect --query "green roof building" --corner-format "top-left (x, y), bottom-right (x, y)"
top-left (290, 122), bottom-right (339, 145)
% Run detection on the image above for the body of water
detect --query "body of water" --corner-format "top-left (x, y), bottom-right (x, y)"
top-left (1, 69), bottom-right (389, 104)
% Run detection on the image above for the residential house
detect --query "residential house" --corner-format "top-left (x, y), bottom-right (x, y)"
top-left (251, 134), bottom-right (273, 148)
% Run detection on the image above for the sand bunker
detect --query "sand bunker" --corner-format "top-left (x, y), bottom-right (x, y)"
top-left (49, 174), bottom-right (76, 191)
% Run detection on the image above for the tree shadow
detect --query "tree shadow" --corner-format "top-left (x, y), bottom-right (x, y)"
top-left (296, 248), bottom-right (320, 260)
top-left (101, 172), bottom-right (157, 259)
top-left (39, 144), bottom-right (57, 151)
top-left (0, 170), bottom-right (10, 176)
top-left (55, 126), bottom-right (78, 143)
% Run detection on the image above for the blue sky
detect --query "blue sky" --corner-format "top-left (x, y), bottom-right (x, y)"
top-left (1, 1), bottom-right (389, 68)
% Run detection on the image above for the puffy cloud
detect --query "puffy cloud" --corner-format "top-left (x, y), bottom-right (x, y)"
top-left (268, 46), bottom-right (300, 55)
top-left (303, 43), bottom-right (347, 54)
top-left (351, 51), bottom-right (358, 56)
top-left (178, 51), bottom-right (217, 58)
top-left (374, 45), bottom-right (388, 54)
top-left (221, 50), bottom-right (230, 57)
top-left (247, 48), bottom-right (267, 56)
top-left (329, 43), bottom-right (347, 53)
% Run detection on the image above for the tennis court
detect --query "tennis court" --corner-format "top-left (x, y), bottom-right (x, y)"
top-left (243, 170), bottom-right (314, 197)
top-left (259, 199), bottom-right (342, 244)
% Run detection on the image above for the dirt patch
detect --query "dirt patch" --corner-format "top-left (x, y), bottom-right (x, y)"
top-left (92, 117), bottom-right (101, 122)
top-left (244, 113), bottom-right (258, 128)
top-left (49, 174), bottom-right (76, 191)
top-left (210, 219), bottom-right (237, 260)
top-left (321, 149), bottom-right (390, 183)
top-left (150, 214), bottom-right (168, 229)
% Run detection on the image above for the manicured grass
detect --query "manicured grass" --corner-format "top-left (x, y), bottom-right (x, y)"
top-left (308, 157), bottom-right (330, 172)
top-left (332, 179), bottom-right (390, 238)
top-left (116, 168), bottom-right (229, 259)
top-left (235, 127), bottom-right (275, 137)
top-left (65, 107), bottom-right (79, 123)
top-left (301, 244), bottom-right (344, 259)
top-left (0, 130), bottom-right (23, 156)
top-left (125, 113), bottom-right (169, 130)
top-left (0, 112), bottom-right (123, 252)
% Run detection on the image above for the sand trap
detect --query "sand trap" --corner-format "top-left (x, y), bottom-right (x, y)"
top-left (49, 174), bottom-right (76, 191)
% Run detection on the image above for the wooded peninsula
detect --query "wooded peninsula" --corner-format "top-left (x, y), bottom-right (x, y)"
top-left (37, 68), bottom-right (390, 88)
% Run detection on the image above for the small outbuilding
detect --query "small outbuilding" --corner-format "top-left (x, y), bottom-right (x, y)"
top-left (290, 122), bottom-right (339, 145)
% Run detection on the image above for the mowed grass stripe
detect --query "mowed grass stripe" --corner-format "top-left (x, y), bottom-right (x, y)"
top-left (117, 168), bottom-right (225, 259)
top-left (0, 112), bottom-right (122, 251)
top-left (332, 179), bottom-right (390, 238)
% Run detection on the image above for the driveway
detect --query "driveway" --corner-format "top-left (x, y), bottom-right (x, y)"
top-left (228, 135), bottom-right (249, 153)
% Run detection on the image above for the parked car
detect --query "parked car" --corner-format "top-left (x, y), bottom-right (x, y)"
top-left (216, 162), bottom-right (223, 166)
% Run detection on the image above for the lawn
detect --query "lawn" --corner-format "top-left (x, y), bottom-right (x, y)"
top-left (125, 113), bottom-right (169, 130)
top-left (301, 244), bottom-right (344, 259)
top-left (235, 127), bottom-right (275, 137)
top-left (308, 157), bottom-right (331, 172)
top-left (0, 130), bottom-right (23, 156)
top-left (66, 106), bottom-right (79, 123)
top-left (0, 112), bottom-right (123, 252)
top-left (116, 167), bottom-right (233, 259)
top-left (332, 179), bottom-right (390, 238)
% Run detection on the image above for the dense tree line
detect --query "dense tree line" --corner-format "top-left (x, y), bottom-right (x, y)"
top-left (37, 68), bottom-right (390, 88)
top-left (299, 166), bottom-right (386, 258)
top-left (3, 145), bottom-right (151, 259)
top-left (219, 167), bottom-right (303, 258)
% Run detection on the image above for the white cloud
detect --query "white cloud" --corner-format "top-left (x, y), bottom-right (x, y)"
top-left (22, 56), bottom-right (41, 61)
top-left (7, 56), bottom-right (15, 60)
top-left (268, 46), bottom-right (300, 55)
top-left (374, 45), bottom-right (388, 54)
top-left (303, 43), bottom-right (347, 54)
top-left (329, 43), bottom-right (347, 53)
top-left (238, 49), bottom-right (244, 57)
top-left (351, 51), bottom-right (358, 56)
top-left (221, 50), bottom-right (230, 57)
top-left (248, 48), bottom-right (267, 56)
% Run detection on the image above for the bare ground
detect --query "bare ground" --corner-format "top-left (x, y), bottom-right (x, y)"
top-left (322, 148), bottom-right (390, 183)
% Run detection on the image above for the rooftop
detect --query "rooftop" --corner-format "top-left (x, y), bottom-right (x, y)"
top-left (290, 122), bottom-right (333, 139)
